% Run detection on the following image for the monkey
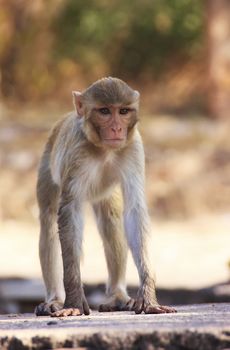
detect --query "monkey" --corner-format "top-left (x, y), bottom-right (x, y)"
top-left (35, 77), bottom-right (176, 317)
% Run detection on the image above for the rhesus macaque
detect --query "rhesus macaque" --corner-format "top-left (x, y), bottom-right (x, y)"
top-left (35, 77), bottom-right (176, 317)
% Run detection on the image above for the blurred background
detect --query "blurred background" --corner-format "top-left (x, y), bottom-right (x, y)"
top-left (0, 0), bottom-right (230, 313)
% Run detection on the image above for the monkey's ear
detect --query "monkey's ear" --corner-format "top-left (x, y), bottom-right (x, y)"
top-left (72, 91), bottom-right (84, 117)
top-left (133, 90), bottom-right (140, 100)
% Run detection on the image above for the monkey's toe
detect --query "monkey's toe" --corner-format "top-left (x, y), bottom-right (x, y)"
top-left (133, 298), bottom-right (177, 314)
top-left (144, 304), bottom-right (177, 314)
top-left (144, 305), bottom-right (167, 314)
top-left (51, 308), bottom-right (83, 317)
top-left (35, 301), bottom-right (63, 316)
top-left (99, 298), bottom-right (134, 312)
top-left (156, 305), bottom-right (177, 313)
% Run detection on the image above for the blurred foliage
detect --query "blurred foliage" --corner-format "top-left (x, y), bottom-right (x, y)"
top-left (53, 0), bottom-right (203, 78)
top-left (0, 0), bottom-right (204, 103)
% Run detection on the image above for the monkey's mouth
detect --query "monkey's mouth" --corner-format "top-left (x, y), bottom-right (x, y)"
top-left (103, 138), bottom-right (125, 147)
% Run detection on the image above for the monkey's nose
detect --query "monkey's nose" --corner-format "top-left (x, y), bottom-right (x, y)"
top-left (111, 126), bottom-right (122, 134)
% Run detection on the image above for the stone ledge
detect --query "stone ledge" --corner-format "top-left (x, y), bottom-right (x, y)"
top-left (0, 303), bottom-right (230, 350)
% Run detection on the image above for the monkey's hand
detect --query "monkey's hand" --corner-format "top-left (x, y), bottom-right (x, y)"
top-left (133, 285), bottom-right (177, 314)
top-left (35, 300), bottom-right (63, 316)
top-left (51, 295), bottom-right (90, 317)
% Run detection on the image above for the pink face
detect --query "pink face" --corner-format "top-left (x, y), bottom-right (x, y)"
top-left (72, 84), bottom-right (140, 149)
top-left (90, 105), bottom-right (138, 148)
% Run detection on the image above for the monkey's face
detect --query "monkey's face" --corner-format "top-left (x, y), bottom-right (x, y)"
top-left (72, 77), bottom-right (140, 149)
top-left (87, 105), bottom-right (138, 148)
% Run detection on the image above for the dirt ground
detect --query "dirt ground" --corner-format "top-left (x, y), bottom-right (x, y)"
top-left (1, 304), bottom-right (230, 350)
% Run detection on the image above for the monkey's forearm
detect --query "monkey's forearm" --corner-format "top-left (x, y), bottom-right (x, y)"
top-left (124, 207), bottom-right (157, 301)
top-left (58, 200), bottom-right (83, 307)
top-left (124, 208), bottom-right (176, 313)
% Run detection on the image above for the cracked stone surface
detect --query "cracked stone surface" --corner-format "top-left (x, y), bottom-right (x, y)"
top-left (0, 303), bottom-right (230, 350)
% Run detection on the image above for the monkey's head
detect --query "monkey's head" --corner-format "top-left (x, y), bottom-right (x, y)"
top-left (72, 77), bottom-right (140, 149)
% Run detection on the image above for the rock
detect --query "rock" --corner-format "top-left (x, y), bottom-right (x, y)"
top-left (0, 303), bottom-right (230, 350)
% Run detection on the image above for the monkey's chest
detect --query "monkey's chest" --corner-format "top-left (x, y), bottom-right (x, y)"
top-left (79, 159), bottom-right (119, 202)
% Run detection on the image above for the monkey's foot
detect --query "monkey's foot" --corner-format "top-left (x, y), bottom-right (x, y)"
top-left (51, 308), bottom-right (83, 317)
top-left (51, 298), bottom-right (90, 317)
top-left (133, 298), bottom-right (177, 314)
top-left (99, 297), bottom-right (135, 312)
top-left (35, 300), bottom-right (63, 316)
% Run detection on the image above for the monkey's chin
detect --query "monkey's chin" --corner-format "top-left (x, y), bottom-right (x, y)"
top-left (103, 139), bottom-right (125, 148)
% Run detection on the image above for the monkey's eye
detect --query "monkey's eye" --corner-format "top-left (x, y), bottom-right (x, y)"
top-left (119, 108), bottom-right (129, 115)
top-left (98, 108), bottom-right (110, 115)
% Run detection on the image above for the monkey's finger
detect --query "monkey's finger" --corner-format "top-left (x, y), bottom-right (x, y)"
top-left (61, 309), bottom-right (72, 317)
top-left (35, 304), bottom-right (49, 316)
top-left (51, 308), bottom-right (81, 317)
top-left (98, 303), bottom-right (121, 312)
top-left (35, 302), bottom-right (55, 316)
top-left (51, 310), bottom-right (63, 317)
top-left (123, 298), bottom-right (135, 311)
top-left (98, 304), bottom-right (110, 312)
top-left (65, 308), bottom-right (83, 316)
top-left (51, 309), bottom-right (67, 317)
top-left (71, 308), bottom-right (83, 316)
top-left (110, 306), bottom-right (121, 311)
top-left (133, 298), bottom-right (144, 314)
top-left (100, 305), bottom-right (111, 312)
top-left (50, 302), bottom-right (63, 313)
top-left (83, 300), bottom-right (90, 315)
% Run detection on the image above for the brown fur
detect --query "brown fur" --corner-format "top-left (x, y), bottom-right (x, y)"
top-left (35, 77), bottom-right (176, 317)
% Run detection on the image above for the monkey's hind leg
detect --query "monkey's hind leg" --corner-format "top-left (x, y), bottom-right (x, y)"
top-left (93, 195), bottom-right (135, 312)
top-left (35, 162), bottom-right (65, 316)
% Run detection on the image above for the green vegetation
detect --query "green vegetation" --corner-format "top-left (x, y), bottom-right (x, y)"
top-left (0, 0), bottom-right (204, 102)
top-left (53, 0), bottom-right (203, 78)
